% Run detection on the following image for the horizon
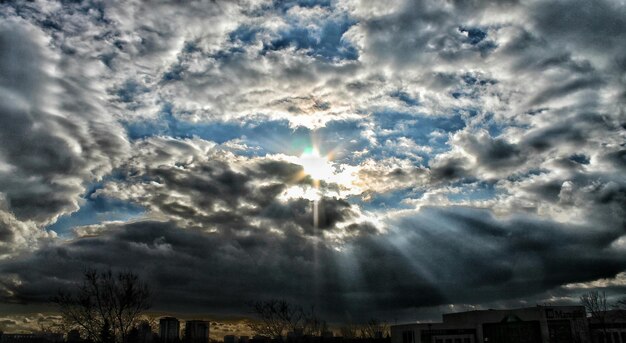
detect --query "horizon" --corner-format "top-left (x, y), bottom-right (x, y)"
top-left (0, 303), bottom-right (597, 338)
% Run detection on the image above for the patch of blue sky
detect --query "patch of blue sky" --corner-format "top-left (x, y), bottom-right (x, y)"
top-left (450, 91), bottom-right (466, 99)
top-left (230, 118), bottom-right (371, 161)
top-left (182, 41), bottom-right (202, 53)
top-left (125, 103), bottom-right (242, 142)
top-left (450, 87), bottom-right (487, 100)
top-left (461, 73), bottom-right (496, 87)
top-left (451, 73), bottom-right (497, 100)
top-left (109, 79), bottom-right (150, 110)
top-left (372, 110), bottom-right (465, 146)
top-left (124, 103), bottom-right (370, 159)
top-left (47, 182), bottom-right (144, 237)
top-left (389, 90), bottom-right (419, 107)
top-left (161, 63), bottom-right (185, 82)
top-left (486, 122), bottom-right (505, 138)
top-left (569, 153), bottom-right (590, 165)
top-left (262, 13), bottom-right (358, 61)
top-left (349, 188), bottom-right (421, 212)
top-left (240, 120), bottom-right (311, 155)
top-left (314, 120), bottom-right (370, 156)
top-left (125, 101), bottom-right (473, 170)
top-left (451, 107), bottom-right (480, 120)
top-left (478, 112), bottom-right (506, 137)
top-left (363, 110), bottom-right (466, 165)
top-left (458, 26), bottom-right (487, 45)
top-left (114, 79), bottom-right (149, 103)
top-left (229, 25), bottom-right (262, 45)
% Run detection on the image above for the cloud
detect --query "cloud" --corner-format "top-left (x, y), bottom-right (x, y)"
top-left (1, 206), bottom-right (624, 322)
top-left (92, 136), bottom-right (369, 240)
top-left (0, 18), bottom-right (128, 253)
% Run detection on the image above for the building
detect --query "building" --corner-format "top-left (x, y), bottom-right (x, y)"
top-left (138, 321), bottom-right (154, 343)
top-left (249, 335), bottom-right (270, 343)
top-left (160, 317), bottom-right (181, 343)
top-left (127, 321), bottom-right (155, 343)
top-left (224, 335), bottom-right (238, 343)
top-left (183, 320), bottom-right (209, 343)
top-left (391, 305), bottom-right (589, 343)
top-left (226, 336), bottom-right (253, 343)
top-left (589, 310), bottom-right (626, 343)
top-left (66, 330), bottom-right (82, 343)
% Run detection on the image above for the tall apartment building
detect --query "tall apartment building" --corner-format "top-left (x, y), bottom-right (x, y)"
top-left (184, 320), bottom-right (209, 343)
top-left (160, 317), bottom-right (181, 343)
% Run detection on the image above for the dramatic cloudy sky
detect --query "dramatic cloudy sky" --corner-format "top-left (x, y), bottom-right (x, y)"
top-left (1, 0), bottom-right (626, 330)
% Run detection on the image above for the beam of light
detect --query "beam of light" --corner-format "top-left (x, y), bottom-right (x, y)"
top-left (295, 145), bottom-right (331, 231)
top-left (299, 136), bottom-right (331, 311)
top-left (273, 130), bottom-right (362, 309)
top-left (313, 198), bottom-right (319, 229)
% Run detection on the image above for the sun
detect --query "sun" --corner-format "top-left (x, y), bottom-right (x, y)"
top-left (297, 147), bottom-right (334, 181)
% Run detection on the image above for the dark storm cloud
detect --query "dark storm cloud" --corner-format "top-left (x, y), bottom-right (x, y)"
top-left (0, 220), bottom-right (367, 315)
top-left (378, 207), bottom-right (626, 307)
top-left (0, 225), bottom-right (12, 243)
top-left (1, 206), bottom-right (624, 321)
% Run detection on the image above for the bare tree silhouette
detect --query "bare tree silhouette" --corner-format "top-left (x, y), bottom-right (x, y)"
top-left (580, 290), bottom-right (608, 340)
top-left (302, 310), bottom-right (328, 337)
top-left (247, 300), bottom-right (324, 340)
top-left (52, 269), bottom-right (152, 343)
top-left (359, 319), bottom-right (389, 339)
top-left (614, 296), bottom-right (626, 315)
top-left (339, 323), bottom-right (358, 339)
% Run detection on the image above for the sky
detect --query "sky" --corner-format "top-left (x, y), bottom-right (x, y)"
top-left (0, 0), bottom-right (626, 332)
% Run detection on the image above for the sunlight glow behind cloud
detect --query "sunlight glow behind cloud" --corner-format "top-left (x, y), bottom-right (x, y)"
top-left (297, 147), bottom-right (334, 181)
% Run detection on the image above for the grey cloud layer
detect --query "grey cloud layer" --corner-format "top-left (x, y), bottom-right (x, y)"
top-left (1, 207), bottom-right (624, 321)
top-left (93, 137), bottom-right (366, 238)
top-left (0, 18), bottom-right (128, 255)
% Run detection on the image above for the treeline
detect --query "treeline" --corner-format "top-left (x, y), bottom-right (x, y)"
top-left (51, 269), bottom-right (152, 343)
top-left (246, 300), bottom-right (389, 340)
top-left (49, 270), bottom-right (389, 343)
